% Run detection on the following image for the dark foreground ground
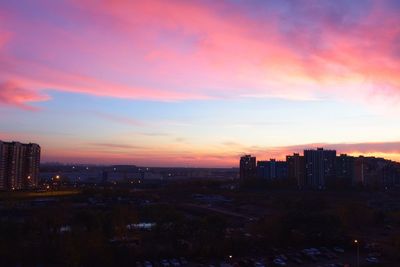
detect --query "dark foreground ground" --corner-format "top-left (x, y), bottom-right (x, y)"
top-left (0, 179), bottom-right (399, 267)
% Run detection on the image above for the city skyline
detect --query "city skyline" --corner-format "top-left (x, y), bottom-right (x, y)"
top-left (1, 1), bottom-right (400, 167)
top-left (240, 147), bottom-right (400, 190)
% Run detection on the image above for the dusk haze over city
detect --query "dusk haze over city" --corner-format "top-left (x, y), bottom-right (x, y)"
top-left (1, 0), bottom-right (400, 167)
top-left (2, 1), bottom-right (400, 267)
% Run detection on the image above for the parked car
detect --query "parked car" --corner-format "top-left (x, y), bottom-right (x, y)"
top-left (333, 247), bottom-right (345, 253)
top-left (161, 259), bottom-right (171, 267)
top-left (278, 254), bottom-right (288, 261)
top-left (302, 248), bottom-right (321, 256)
top-left (368, 252), bottom-right (381, 257)
top-left (273, 258), bottom-right (286, 266)
top-left (366, 256), bottom-right (380, 264)
top-left (179, 257), bottom-right (188, 265)
top-left (170, 259), bottom-right (181, 267)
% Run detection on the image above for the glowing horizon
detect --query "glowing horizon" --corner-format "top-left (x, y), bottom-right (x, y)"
top-left (1, 0), bottom-right (400, 167)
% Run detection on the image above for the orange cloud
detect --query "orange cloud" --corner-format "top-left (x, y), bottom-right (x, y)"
top-left (240, 141), bottom-right (400, 163)
top-left (39, 140), bottom-right (400, 167)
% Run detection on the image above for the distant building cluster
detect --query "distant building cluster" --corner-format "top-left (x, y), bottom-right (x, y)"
top-left (0, 141), bottom-right (40, 190)
top-left (240, 148), bottom-right (400, 190)
top-left (40, 164), bottom-right (238, 187)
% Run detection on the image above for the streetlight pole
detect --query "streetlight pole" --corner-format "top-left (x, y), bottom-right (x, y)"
top-left (354, 239), bottom-right (359, 267)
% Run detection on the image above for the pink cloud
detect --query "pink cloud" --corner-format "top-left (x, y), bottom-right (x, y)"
top-left (0, 32), bottom-right (9, 48)
top-left (0, 81), bottom-right (49, 110)
top-left (0, 0), bottom-right (399, 109)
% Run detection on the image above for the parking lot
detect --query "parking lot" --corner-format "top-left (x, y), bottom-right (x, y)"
top-left (134, 245), bottom-right (385, 267)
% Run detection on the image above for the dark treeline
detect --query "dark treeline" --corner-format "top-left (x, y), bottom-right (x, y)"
top-left (0, 182), bottom-right (400, 266)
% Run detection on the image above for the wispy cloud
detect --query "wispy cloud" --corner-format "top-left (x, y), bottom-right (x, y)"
top-left (0, 81), bottom-right (49, 110)
top-left (87, 143), bottom-right (145, 150)
top-left (138, 132), bottom-right (170, 137)
top-left (90, 111), bottom-right (145, 127)
top-left (174, 137), bottom-right (186, 143)
top-left (0, 1), bottom-right (399, 111)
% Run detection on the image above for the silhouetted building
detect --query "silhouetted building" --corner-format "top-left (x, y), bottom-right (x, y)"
top-left (334, 154), bottom-right (355, 188)
top-left (0, 141), bottom-right (40, 190)
top-left (286, 153), bottom-right (305, 188)
top-left (0, 141), bottom-right (5, 190)
top-left (382, 161), bottom-right (399, 189)
top-left (23, 143), bottom-right (41, 189)
top-left (304, 148), bottom-right (336, 189)
top-left (240, 155), bottom-right (256, 180)
top-left (354, 156), bottom-right (400, 189)
top-left (394, 163), bottom-right (400, 186)
top-left (354, 156), bottom-right (380, 188)
top-left (257, 159), bottom-right (288, 180)
top-left (239, 148), bottom-right (400, 190)
top-left (102, 170), bottom-right (109, 183)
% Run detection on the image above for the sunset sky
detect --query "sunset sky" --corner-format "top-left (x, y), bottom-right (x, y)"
top-left (1, 0), bottom-right (400, 167)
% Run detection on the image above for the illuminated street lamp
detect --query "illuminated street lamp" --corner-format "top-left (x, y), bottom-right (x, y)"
top-left (354, 239), bottom-right (359, 267)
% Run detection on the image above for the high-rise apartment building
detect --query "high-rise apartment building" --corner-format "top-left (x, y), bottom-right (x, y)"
top-left (286, 153), bottom-right (305, 188)
top-left (0, 141), bottom-right (5, 190)
top-left (240, 155), bottom-right (256, 180)
top-left (23, 143), bottom-right (41, 189)
top-left (0, 141), bottom-right (40, 190)
top-left (257, 159), bottom-right (288, 180)
top-left (239, 147), bottom-right (399, 190)
top-left (354, 156), bottom-right (400, 189)
top-left (304, 148), bottom-right (336, 189)
top-left (335, 154), bottom-right (354, 187)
